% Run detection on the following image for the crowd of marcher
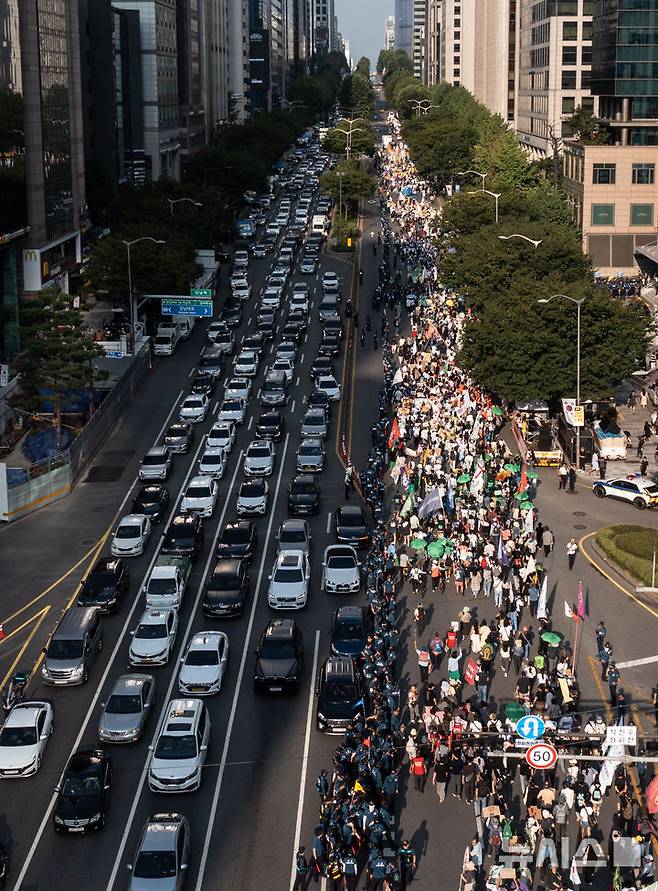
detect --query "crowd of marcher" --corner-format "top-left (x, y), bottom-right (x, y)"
top-left (295, 114), bottom-right (657, 891)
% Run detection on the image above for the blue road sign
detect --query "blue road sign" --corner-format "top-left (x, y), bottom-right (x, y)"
top-left (516, 714), bottom-right (546, 741)
top-left (161, 300), bottom-right (212, 318)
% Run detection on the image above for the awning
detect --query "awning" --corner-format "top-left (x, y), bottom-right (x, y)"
top-left (634, 241), bottom-right (658, 269)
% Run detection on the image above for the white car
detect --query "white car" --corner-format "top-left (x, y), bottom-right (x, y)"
top-left (268, 549), bottom-right (311, 609)
top-left (0, 701), bottom-right (54, 778)
top-left (322, 271), bottom-right (340, 290)
top-left (148, 698), bottom-right (210, 792)
top-left (321, 544), bottom-right (361, 593)
top-left (181, 475), bottom-right (218, 517)
top-left (290, 292), bottom-right (309, 314)
top-left (206, 420), bottom-right (236, 454)
top-left (315, 374), bottom-right (341, 401)
top-left (198, 447), bottom-right (226, 479)
top-left (276, 341), bottom-right (297, 363)
top-left (265, 223), bottom-right (280, 238)
top-left (207, 321), bottom-right (229, 344)
top-left (225, 377), bottom-right (252, 401)
top-left (218, 397), bottom-right (247, 425)
top-left (261, 287), bottom-right (282, 309)
top-left (178, 632), bottom-right (229, 696)
top-left (234, 351), bottom-right (258, 378)
top-left (236, 478), bottom-right (269, 516)
top-left (593, 475), bottom-right (658, 510)
top-left (179, 394), bottom-right (209, 424)
top-left (268, 274), bottom-right (287, 293)
top-left (129, 608), bottom-right (179, 667)
top-left (111, 514), bottom-right (152, 557)
top-left (271, 357), bottom-right (295, 383)
top-left (139, 447), bottom-right (172, 481)
top-left (243, 440), bottom-right (275, 477)
top-left (230, 272), bottom-right (248, 290)
top-left (233, 280), bottom-right (252, 301)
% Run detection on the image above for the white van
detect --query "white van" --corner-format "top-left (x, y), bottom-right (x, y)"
top-left (154, 333), bottom-right (176, 356)
top-left (312, 214), bottom-right (328, 236)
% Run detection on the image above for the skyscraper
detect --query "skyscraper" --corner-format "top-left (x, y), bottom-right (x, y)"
top-left (412, 0), bottom-right (427, 81)
top-left (424, 1), bottom-right (441, 86)
top-left (395, 0), bottom-right (413, 58)
top-left (313, 0), bottom-right (336, 55)
top-left (385, 16), bottom-right (396, 51)
top-left (472, 0), bottom-right (518, 123)
top-left (439, 0), bottom-right (475, 91)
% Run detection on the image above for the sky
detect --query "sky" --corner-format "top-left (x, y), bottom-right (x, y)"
top-left (334, 0), bottom-right (394, 70)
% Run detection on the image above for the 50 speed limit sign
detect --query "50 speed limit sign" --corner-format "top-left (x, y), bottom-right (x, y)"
top-left (526, 742), bottom-right (558, 770)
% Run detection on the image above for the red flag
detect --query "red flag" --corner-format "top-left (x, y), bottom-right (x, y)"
top-left (646, 775), bottom-right (658, 814)
top-left (388, 417), bottom-right (400, 448)
top-left (577, 580), bottom-right (585, 620)
top-left (464, 657), bottom-right (479, 686)
top-left (518, 467), bottom-right (528, 494)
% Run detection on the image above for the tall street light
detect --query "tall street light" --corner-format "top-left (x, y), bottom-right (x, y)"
top-left (123, 236), bottom-right (166, 348)
top-left (467, 189), bottom-right (501, 224)
top-left (498, 234), bottom-right (543, 248)
top-left (408, 99), bottom-right (439, 117)
top-left (336, 172), bottom-right (346, 245)
top-left (334, 123), bottom-right (367, 161)
top-left (168, 198), bottom-right (203, 215)
top-left (537, 293), bottom-right (585, 469)
top-left (456, 169), bottom-right (488, 191)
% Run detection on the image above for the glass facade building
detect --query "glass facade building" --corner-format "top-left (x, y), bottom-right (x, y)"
top-left (395, 0), bottom-right (413, 57)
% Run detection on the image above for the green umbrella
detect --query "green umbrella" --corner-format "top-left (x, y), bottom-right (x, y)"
top-left (504, 462), bottom-right (519, 472)
top-left (541, 631), bottom-right (562, 646)
top-left (491, 406), bottom-right (504, 417)
top-left (493, 488), bottom-right (503, 495)
top-left (520, 501), bottom-right (535, 511)
top-left (527, 470), bottom-right (539, 479)
top-left (514, 492), bottom-right (529, 500)
top-left (427, 541), bottom-right (445, 558)
top-left (505, 702), bottom-right (525, 721)
top-left (457, 473), bottom-right (471, 483)
top-left (410, 538), bottom-right (427, 550)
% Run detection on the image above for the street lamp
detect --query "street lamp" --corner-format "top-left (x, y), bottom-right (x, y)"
top-left (498, 234), bottom-right (543, 248)
top-left (122, 236), bottom-right (166, 348)
top-left (537, 294), bottom-right (585, 469)
top-left (334, 124), bottom-right (367, 161)
top-left (282, 99), bottom-right (306, 111)
top-left (409, 99), bottom-right (439, 117)
top-left (336, 172), bottom-right (346, 245)
top-left (167, 198), bottom-right (203, 215)
top-left (456, 169), bottom-right (488, 191)
top-left (467, 189), bottom-right (501, 224)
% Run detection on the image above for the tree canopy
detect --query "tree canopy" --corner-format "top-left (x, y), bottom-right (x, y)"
top-left (323, 122), bottom-right (375, 157)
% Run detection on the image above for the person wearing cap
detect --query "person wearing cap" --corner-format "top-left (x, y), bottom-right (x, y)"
top-left (399, 839), bottom-right (417, 885)
top-left (293, 847), bottom-right (311, 890)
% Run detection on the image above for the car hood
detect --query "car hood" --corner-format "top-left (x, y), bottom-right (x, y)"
top-left (333, 639), bottom-right (365, 657)
top-left (55, 794), bottom-right (100, 821)
top-left (337, 526), bottom-right (367, 539)
top-left (0, 743), bottom-right (39, 769)
top-left (256, 657), bottom-right (298, 678)
top-left (150, 758), bottom-right (197, 780)
top-left (205, 588), bottom-right (242, 604)
top-left (245, 457), bottom-right (272, 471)
top-left (79, 585), bottom-right (118, 604)
top-left (290, 491), bottom-right (317, 503)
top-left (130, 874), bottom-right (178, 891)
top-left (318, 696), bottom-right (363, 720)
top-left (99, 712), bottom-right (143, 734)
top-left (216, 542), bottom-right (250, 558)
top-left (269, 579), bottom-right (307, 599)
top-left (130, 638), bottom-right (168, 658)
top-left (182, 495), bottom-right (213, 508)
top-left (238, 496), bottom-right (263, 506)
top-left (326, 566), bottom-right (359, 583)
top-left (179, 665), bottom-right (220, 687)
top-left (297, 455), bottom-right (322, 468)
top-left (113, 536), bottom-right (142, 550)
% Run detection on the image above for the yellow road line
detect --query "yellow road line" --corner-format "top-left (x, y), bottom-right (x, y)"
top-left (579, 531), bottom-right (658, 620)
top-left (0, 606), bottom-right (51, 691)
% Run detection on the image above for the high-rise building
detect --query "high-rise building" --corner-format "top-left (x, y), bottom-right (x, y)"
top-left (424, 1), bottom-right (442, 87)
top-left (516, 0), bottom-right (596, 158)
top-left (412, 0), bottom-right (427, 81)
top-left (292, 0), bottom-right (310, 73)
top-left (177, 0), bottom-right (206, 164)
top-left (247, 0), bottom-right (294, 111)
top-left (201, 0), bottom-right (232, 135)
top-left (313, 0), bottom-right (336, 55)
top-left (228, 0), bottom-right (248, 120)
top-left (395, 0), bottom-right (413, 58)
top-left (439, 0), bottom-right (475, 91)
top-left (472, 0), bottom-right (518, 124)
top-left (385, 16), bottom-right (396, 51)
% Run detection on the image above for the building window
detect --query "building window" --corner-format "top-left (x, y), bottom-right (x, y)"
top-left (563, 21), bottom-right (578, 40)
top-left (593, 163), bottom-right (616, 185)
top-left (631, 204), bottom-right (654, 226)
top-left (632, 163), bottom-right (655, 184)
top-left (562, 47), bottom-right (577, 65)
top-left (556, 0), bottom-right (577, 12)
top-left (582, 21), bottom-right (592, 40)
top-left (591, 204), bottom-right (615, 225)
top-left (562, 96), bottom-right (576, 114)
top-left (562, 70), bottom-right (577, 88)
top-left (581, 96), bottom-right (595, 113)
top-left (581, 70), bottom-right (591, 89)
top-left (581, 46), bottom-right (592, 65)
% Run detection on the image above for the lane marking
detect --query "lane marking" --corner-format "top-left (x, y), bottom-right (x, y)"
top-left (291, 399), bottom-right (296, 414)
top-left (0, 606), bottom-right (51, 691)
top-left (616, 654), bottom-right (658, 669)
top-left (300, 353), bottom-right (305, 365)
top-left (326, 512), bottom-right (332, 534)
top-left (248, 416), bottom-right (254, 430)
top-left (212, 402), bottom-right (219, 416)
top-left (288, 630), bottom-right (321, 891)
top-left (579, 532), bottom-right (658, 620)
top-left (188, 367), bottom-right (195, 378)
top-left (194, 433), bottom-right (291, 891)
top-left (105, 450), bottom-right (245, 891)
top-left (295, 376), bottom-right (300, 387)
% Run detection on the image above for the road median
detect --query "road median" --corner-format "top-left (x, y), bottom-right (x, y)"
top-left (595, 523), bottom-right (658, 587)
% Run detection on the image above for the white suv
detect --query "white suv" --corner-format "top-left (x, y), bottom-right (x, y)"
top-left (268, 549), bottom-right (311, 609)
top-left (148, 698), bottom-right (210, 792)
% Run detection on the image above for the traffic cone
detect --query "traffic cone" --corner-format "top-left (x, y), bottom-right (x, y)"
top-left (0, 625), bottom-right (5, 641)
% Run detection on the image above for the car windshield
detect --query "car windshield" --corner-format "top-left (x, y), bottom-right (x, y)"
top-left (167, 426), bottom-right (187, 437)
top-left (305, 417), bottom-right (323, 427)
top-left (242, 481), bottom-right (265, 496)
top-left (299, 445), bottom-right (320, 456)
top-left (223, 400), bottom-right (242, 411)
top-left (210, 572), bottom-right (241, 591)
top-left (0, 726), bottom-right (37, 746)
top-left (294, 482), bottom-right (317, 495)
top-left (261, 640), bottom-right (296, 659)
top-left (646, 485), bottom-right (658, 495)
top-left (148, 578), bottom-right (176, 595)
top-left (223, 526), bottom-right (250, 544)
top-left (154, 733), bottom-right (197, 760)
top-left (83, 571), bottom-right (117, 593)
top-left (168, 526), bottom-right (194, 543)
top-left (184, 399), bottom-right (203, 409)
top-left (274, 567), bottom-right (303, 583)
top-left (62, 774), bottom-right (101, 797)
top-left (135, 623), bottom-right (167, 640)
top-left (186, 650), bottom-right (219, 666)
top-left (324, 681), bottom-right (357, 704)
top-left (48, 639), bottom-right (84, 658)
top-left (105, 693), bottom-right (142, 714)
top-left (281, 529), bottom-right (306, 543)
top-left (328, 556), bottom-right (357, 569)
top-left (340, 512), bottom-right (364, 527)
top-left (200, 356), bottom-right (221, 367)
top-left (134, 851), bottom-right (177, 880)
top-left (116, 524), bottom-right (141, 539)
top-left (142, 455), bottom-right (165, 466)
top-left (202, 455), bottom-right (223, 466)
top-left (136, 491), bottom-right (160, 506)
top-left (185, 485), bottom-right (212, 499)
top-left (249, 447), bottom-right (271, 458)
top-left (335, 621), bottom-right (364, 641)
top-left (209, 430), bottom-right (230, 442)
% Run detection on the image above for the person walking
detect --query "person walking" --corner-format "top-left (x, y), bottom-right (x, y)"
top-left (566, 538), bottom-right (578, 570)
top-left (543, 528), bottom-right (554, 558)
top-left (607, 662), bottom-right (621, 706)
top-left (293, 848), bottom-right (311, 890)
top-left (399, 840), bottom-right (417, 886)
top-left (430, 560), bottom-right (440, 593)
top-left (558, 463), bottom-right (568, 490)
top-left (432, 757), bottom-right (449, 803)
top-left (590, 451), bottom-right (599, 476)
top-left (568, 465), bottom-right (577, 492)
top-left (599, 455), bottom-right (607, 479)
top-left (641, 457), bottom-right (649, 476)
top-left (411, 751), bottom-right (427, 792)
top-left (414, 639), bottom-right (431, 683)
top-left (628, 390), bottom-right (638, 414)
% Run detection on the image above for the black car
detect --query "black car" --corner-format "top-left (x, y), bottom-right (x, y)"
top-left (334, 505), bottom-right (370, 549)
top-left (256, 410), bottom-right (284, 441)
top-left (311, 356), bottom-right (334, 378)
top-left (131, 484), bottom-right (169, 524)
top-left (323, 318), bottom-right (344, 340)
top-left (77, 558), bottom-right (129, 613)
top-left (254, 619), bottom-right (304, 693)
top-left (54, 749), bottom-right (112, 833)
top-left (257, 317), bottom-right (275, 339)
top-left (331, 606), bottom-right (372, 658)
top-left (286, 312), bottom-right (306, 332)
top-left (161, 513), bottom-right (204, 559)
top-left (163, 421), bottom-right (194, 454)
top-left (190, 373), bottom-right (217, 397)
top-left (316, 656), bottom-right (366, 732)
top-left (216, 520), bottom-right (257, 562)
top-left (224, 302), bottom-right (243, 328)
top-left (288, 474), bottom-right (320, 515)
top-left (242, 333), bottom-right (266, 357)
top-left (203, 558), bottom-right (249, 617)
top-left (319, 333), bottom-right (340, 357)
top-left (307, 389), bottom-right (331, 414)
top-left (282, 322), bottom-right (302, 343)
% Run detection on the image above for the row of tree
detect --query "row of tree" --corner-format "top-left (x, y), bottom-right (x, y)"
top-left (384, 67), bottom-right (648, 402)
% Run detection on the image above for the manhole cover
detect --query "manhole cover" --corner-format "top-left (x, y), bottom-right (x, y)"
top-left (80, 538), bottom-right (96, 546)
top-left (573, 524), bottom-right (588, 530)
top-left (85, 465), bottom-right (125, 483)
top-left (573, 511), bottom-right (587, 516)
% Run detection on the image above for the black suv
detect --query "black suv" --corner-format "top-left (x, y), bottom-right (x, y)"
top-left (330, 606), bottom-right (372, 658)
top-left (54, 749), bottom-right (112, 833)
top-left (77, 558), bottom-right (129, 614)
top-left (316, 656), bottom-right (366, 732)
top-left (203, 558), bottom-right (249, 617)
top-left (334, 505), bottom-right (370, 549)
top-left (161, 513), bottom-right (204, 559)
top-left (288, 474), bottom-right (320, 515)
top-left (254, 619), bottom-right (304, 693)
top-left (131, 484), bottom-right (169, 524)
top-left (256, 411), bottom-right (284, 441)
top-left (215, 521), bottom-right (257, 562)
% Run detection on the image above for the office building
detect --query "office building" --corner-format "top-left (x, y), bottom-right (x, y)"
top-left (247, 0), bottom-right (294, 112)
top-left (424, 1), bottom-right (441, 87)
top-left (313, 0), bottom-right (336, 55)
top-left (439, 0), bottom-right (475, 92)
top-left (395, 0), bottom-right (413, 57)
top-left (412, 0), bottom-right (427, 81)
top-left (201, 0), bottom-right (231, 135)
top-left (228, 0), bottom-right (248, 120)
top-left (177, 0), bottom-right (206, 163)
top-left (292, 0), bottom-right (310, 73)
top-left (516, 0), bottom-right (596, 158)
top-left (472, 0), bottom-right (518, 124)
top-left (385, 15), bottom-right (396, 51)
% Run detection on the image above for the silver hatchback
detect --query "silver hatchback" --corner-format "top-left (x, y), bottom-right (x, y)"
top-left (98, 674), bottom-right (155, 743)
top-left (128, 813), bottom-right (190, 891)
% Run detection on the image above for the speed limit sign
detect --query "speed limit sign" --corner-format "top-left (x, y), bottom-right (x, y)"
top-left (526, 742), bottom-right (558, 770)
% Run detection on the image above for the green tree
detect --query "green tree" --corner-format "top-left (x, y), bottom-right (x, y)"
top-left (473, 125), bottom-right (535, 192)
top-left (403, 118), bottom-right (477, 179)
top-left (356, 56), bottom-right (371, 77)
top-left (564, 105), bottom-right (608, 143)
top-left (323, 123), bottom-right (375, 157)
top-left (383, 69), bottom-right (416, 105)
top-left (396, 83), bottom-right (432, 119)
top-left (320, 161), bottom-right (375, 214)
top-left (377, 48), bottom-right (412, 76)
top-left (16, 290), bottom-right (105, 448)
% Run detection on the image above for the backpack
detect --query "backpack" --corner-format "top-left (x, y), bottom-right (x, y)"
top-left (554, 802), bottom-right (568, 824)
top-left (591, 784), bottom-right (602, 803)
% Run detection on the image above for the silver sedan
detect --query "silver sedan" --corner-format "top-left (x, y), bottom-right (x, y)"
top-left (98, 673), bottom-right (155, 743)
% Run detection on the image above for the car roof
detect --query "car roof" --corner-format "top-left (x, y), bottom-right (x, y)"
top-left (265, 618), bottom-right (297, 640)
top-left (606, 476), bottom-right (655, 489)
top-left (145, 447), bottom-right (168, 457)
top-left (188, 632), bottom-right (223, 650)
top-left (280, 518), bottom-right (309, 533)
top-left (143, 814), bottom-right (184, 850)
top-left (325, 544), bottom-right (358, 558)
top-left (276, 549), bottom-right (305, 567)
top-left (212, 558), bottom-right (243, 576)
top-left (162, 699), bottom-right (203, 734)
top-left (202, 447), bottom-right (225, 458)
top-left (325, 656), bottom-right (355, 678)
top-left (119, 514), bottom-right (144, 525)
top-left (300, 437), bottom-right (323, 447)
top-left (335, 605), bottom-right (365, 621)
top-left (139, 608), bottom-right (174, 624)
top-left (338, 505), bottom-right (365, 518)
top-left (92, 557), bottom-right (122, 573)
top-left (5, 701), bottom-right (47, 726)
top-left (170, 513), bottom-right (199, 527)
top-left (112, 673), bottom-right (153, 695)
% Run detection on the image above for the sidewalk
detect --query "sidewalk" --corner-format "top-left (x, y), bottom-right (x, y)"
top-left (607, 370), bottom-right (658, 478)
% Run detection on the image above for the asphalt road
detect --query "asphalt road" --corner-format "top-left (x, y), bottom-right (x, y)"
top-left (0, 175), bottom-right (386, 891)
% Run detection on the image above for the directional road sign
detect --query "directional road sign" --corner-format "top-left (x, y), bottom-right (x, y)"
top-left (161, 298), bottom-right (213, 318)
top-left (516, 714), bottom-right (546, 741)
top-left (525, 742), bottom-right (558, 770)
top-left (190, 288), bottom-right (213, 298)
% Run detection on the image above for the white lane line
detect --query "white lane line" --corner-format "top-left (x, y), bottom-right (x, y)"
top-left (106, 451), bottom-right (245, 891)
top-left (288, 630), bottom-right (321, 891)
top-left (12, 430), bottom-right (206, 891)
top-left (212, 402), bottom-right (219, 416)
top-left (295, 376), bottom-right (300, 387)
top-left (300, 353), bottom-right (305, 365)
top-left (291, 399), bottom-right (296, 414)
top-left (326, 512), bottom-right (332, 534)
top-left (248, 316), bottom-right (253, 325)
top-left (194, 433), bottom-right (291, 891)
top-left (248, 416), bottom-right (254, 430)
top-left (188, 367), bottom-right (196, 378)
